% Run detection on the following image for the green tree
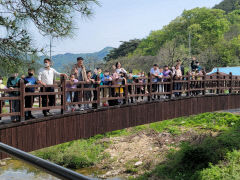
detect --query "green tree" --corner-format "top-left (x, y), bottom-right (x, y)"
top-left (214, 0), bottom-right (240, 13)
top-left (0, 0), bottom-right (99, 75)
top-left (104, 39), bottom-right (141, 61)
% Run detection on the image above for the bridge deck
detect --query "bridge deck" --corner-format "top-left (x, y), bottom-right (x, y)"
top-left (0, 93), bottom-right (240, 159)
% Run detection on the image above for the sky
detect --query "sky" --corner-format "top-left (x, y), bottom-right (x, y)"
top-left (29, 0), bottom-right (223, 55)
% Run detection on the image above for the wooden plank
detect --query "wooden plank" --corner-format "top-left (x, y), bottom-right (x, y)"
top-left (11, 127), bottom-right (17, 149)
top-left (1, 129), bottom-right (8, 159)
top-left (155, 101), bottom-right (163, 122)
top-left (40, 121), bottom-right (47, 150)
top-left (16, 126), bottom-right (24, 151)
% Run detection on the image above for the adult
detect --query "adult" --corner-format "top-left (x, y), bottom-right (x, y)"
top-left (71, 57), bottom-right (87, 110)
top-left (71, 57), bottom-right (87, 82)
top-left (176, 59), bottom-right (185, 76)
top-left (150, 64), bottom-right (160, 97)
top-left (38, 58), bottom-right (66, 117)
top-left (115, 62), bottom-right (127, 74)
top-left (174, 64), bottom-right (182, 97)
top-left (191, 57), bottom-right (198, 72)
top-left (7, 73), bottom-right (21, 122)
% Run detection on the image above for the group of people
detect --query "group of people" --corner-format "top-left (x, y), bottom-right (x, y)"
top-left (0, 56), bottom-right (204, 122)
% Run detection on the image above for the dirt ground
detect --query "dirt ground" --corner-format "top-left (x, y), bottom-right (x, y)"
top-left (96, 128), bottom-right (213, 179)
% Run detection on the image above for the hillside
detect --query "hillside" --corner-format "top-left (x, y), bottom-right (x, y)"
top-left (214, 0), bottom-right (240, 13)
top-left (40, 47), bottom-right (114, 72)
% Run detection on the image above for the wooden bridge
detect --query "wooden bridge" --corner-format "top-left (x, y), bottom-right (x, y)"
top-left (0, 72), bottom-right (240, 159)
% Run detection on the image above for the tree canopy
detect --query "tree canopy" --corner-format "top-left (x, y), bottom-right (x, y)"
top-left (0, 0), bottom-right (99, 75)
top-left (104, 39), bottom-right (141, 62)
top-left (214, 0), bottom-right (240, 13)
top-left (105, 7), bottom-right (240, 71)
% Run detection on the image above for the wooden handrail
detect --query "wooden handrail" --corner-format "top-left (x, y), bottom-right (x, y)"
top-left (0, 72), bottom-right (239, 122)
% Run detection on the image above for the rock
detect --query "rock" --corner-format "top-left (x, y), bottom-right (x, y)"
top-left (105, 171), bottom-right (112, 176)
top-left (134, 161), bottom-right (143, 167)
top-left (0, 161), bottom-right (6, 166)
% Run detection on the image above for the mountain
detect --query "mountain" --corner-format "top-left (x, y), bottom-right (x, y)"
top-left (40, 47), bottom-right (114, 71)
top-left (213, 0), bottom-right (240, 13)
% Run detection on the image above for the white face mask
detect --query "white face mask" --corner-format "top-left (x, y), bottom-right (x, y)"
top-left (45, 63), bottom-right (50, 67)
top-left (0, 80), bottom-right (2, 84)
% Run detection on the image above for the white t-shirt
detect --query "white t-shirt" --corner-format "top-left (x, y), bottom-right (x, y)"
top-left (38, 68), bottom-right (61, 85)
top-left (116, 68), bottom-right (127, 74)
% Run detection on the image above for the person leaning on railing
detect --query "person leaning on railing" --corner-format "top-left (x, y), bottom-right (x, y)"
top-left (0, 76), bottom-right (7, 122)
top-left (163, 65), bottom-right (172, 99)
top-left (84, 70), bottom-right (95, 110)
top-left (101, 70), bottom-right (112, 107)
top-left (150, 64), bottom-right (160, 100)
top-left (173, 64), bottom-right (182, 97)
top-left (38, 58), bottom-right (66, 117)
top-left (71, 57), bottom-right (87, 111)
top-left (7, 73), bottom-right (21, 122)
top-left (24, 68), bottom-right (37, 120)
top-left (66, 74), bottom-right (78, 112)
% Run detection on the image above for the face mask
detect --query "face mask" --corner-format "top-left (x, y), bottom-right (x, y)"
top-left (0, 80), bottom-right (2, 84)
top-left (12, 73), bottom-right (17, 78)
top-left (45, 63), bottom-right (50, 67)
top-left (28, 73), bottom-right (33, 76)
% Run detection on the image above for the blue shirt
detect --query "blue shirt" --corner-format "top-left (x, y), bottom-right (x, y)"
top-left (24, 76), bottom-right (37, 92)
top-left (150, 68), bottom-right (160, 83)
top-left (101, 75), bottom-right (112, 85)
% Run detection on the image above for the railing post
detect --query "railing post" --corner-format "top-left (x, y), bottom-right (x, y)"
top-left (170, 73), bottom-right (173, 99)
top-left (19, 79), bottom-right (25, 122)
top-left (61, 75), bottom-right (66, 114)
top-left (216, 70), bottom-right (219, 94)
top-left (202, 71), bottom-right (206, 95)
top-left (149, 74), bottom-right (152, 102)
top-left (125, 82), bottom-right (128, 104)
top-left (187, 72), bottom-right (190, 96)
top-left (97, 83), bottom-right (101, 108)
top-left (229, 72), bottom-right (233, 94)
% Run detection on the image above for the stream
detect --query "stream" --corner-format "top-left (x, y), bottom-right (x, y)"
top-left (0, 158), bottom-right (125, 180)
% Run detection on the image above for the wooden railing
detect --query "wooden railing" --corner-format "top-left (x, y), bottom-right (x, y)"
top-left (0, 71), bottom-right (240, 122)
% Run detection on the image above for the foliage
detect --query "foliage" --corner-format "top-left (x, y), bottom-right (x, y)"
top-left (199, 150), bottom-right (240, 180)
top-left (33, 136), bottom-right (109, 169)
top-left (0, 0), bottom-right (99, 75)
top-left (136, 113), bottom-right (240, 180)
top-left (104, 39), bottom-right (141, 62)
top-left (214, 0), bottom-right (240, 13)
top-left (106, 7), bottom-right (240, 72)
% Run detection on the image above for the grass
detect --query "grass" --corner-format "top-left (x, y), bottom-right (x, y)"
top-left (33, 137), bottom-right (110, 169)
top-left (135, 113), bottom-right (240, 180)
top-left (33, 112), bottom-right (240, 176)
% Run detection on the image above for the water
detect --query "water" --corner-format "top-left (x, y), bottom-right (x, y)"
top-left (0, 159), bottom-right (58, 180)
top-left (0, 158), bottom-right (125, 180)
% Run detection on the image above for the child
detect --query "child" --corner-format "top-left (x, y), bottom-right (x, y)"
top-left (0, 76), bottom-right (7, 121)
top-left (84, 71), bottom-right (95, 109)
top-left (101, 70), bottom-right (112, 106)
top-left (24, 69), bottom-right (37, 120)
top-left (66, 74), bottom-right (78, 112)
top-left (113, 71), bottom-right (126, 104)
top-left (127, 71), bottom-right (134, 103)
top-left (158, 67), bottom-right (164, 95)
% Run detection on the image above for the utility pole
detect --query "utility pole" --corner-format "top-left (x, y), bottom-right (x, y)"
top-left (188, 31), bottom-right (191, 58)
top-left (50, 36), bottom-right (52, 60)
